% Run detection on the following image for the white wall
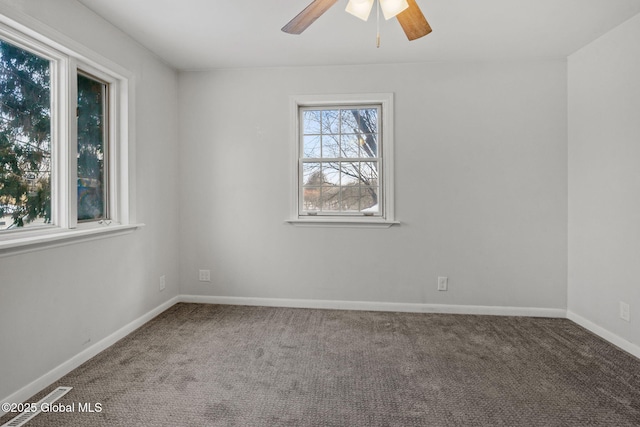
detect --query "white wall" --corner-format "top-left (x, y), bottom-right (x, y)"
top-left (0, 0), bottom-right (179, 401)
top-left (178, 60), bottom-right (568, 309)
top-left (568, 14), bottom-right (640, 348)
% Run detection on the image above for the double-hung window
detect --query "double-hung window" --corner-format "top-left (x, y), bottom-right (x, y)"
top-left (0, 14), bottom-right (135, 252)
top-left (290, 94), bottom-right (397, 227)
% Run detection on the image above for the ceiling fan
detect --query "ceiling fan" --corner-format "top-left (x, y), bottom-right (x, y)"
top-left (281, 0), bottom-right (432, 42)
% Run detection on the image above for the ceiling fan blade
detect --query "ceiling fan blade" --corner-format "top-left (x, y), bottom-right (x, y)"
top-left (396, 0), bottom-right (432, 41)
top-left (282, 0), bottom-right (340, 34)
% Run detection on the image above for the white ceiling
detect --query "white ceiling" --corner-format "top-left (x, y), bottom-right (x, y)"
top-left (76, 0), bottom-right (640, 70)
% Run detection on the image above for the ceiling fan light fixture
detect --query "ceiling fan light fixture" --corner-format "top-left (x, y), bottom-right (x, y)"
top-left (379, 0), bottom-right (409, 20)
top-left (282, 0), bottom-right (432, 42)
top-left (345, 0), bottom-right (375, 21)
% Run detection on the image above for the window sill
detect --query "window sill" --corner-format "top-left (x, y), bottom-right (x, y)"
top-left (286, 218), bottom-right (400, 228)
top-left (0, 223), bottom-right (145, 258)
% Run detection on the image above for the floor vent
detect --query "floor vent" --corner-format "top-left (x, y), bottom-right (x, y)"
top-left (2, 386), bottom-right (72, 427)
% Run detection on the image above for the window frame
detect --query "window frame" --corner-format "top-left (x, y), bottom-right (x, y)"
top-left (0, 10), bottom-right (139, 256)
top-left (288, 93), bottom-right (398, 228)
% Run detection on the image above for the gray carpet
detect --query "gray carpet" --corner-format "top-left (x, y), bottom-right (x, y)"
top-left (2, 303), bottom-right (640, 426)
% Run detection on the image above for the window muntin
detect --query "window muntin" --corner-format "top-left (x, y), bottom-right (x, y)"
top-left (77, 72), bottom-right (108, 222)
top-left (0, 38), bottom-right (52, 231)
top-left (299, 105), bottom-right (382, 216)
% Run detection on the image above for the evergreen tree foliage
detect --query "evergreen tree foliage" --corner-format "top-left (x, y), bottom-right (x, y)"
top-left (0, 40), bottom-right (51, 228)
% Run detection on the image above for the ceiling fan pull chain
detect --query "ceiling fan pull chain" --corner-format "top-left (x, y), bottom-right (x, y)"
top-left (376, 0), bottom-right (381, 48)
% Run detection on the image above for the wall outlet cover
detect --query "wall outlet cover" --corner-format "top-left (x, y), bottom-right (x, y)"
top-left (438, 276), bottom-right (448, 291)
top-left (619, 301), bottom-right (630, 322)
top-left (199, 269), bottom-right (211, 282)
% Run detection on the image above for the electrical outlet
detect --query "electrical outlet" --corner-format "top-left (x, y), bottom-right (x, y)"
top-left (619, 301), bottom-right (630, 322)
top-left (437, 276), bottom-right (448, 291)
top-left (159, 275), bottom-right (166, 291)
top-left (199, 269), bottom-right (211, 282)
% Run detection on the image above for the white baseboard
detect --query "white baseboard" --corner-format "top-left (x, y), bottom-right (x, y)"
top-left (0, 296), bottom-right (180, 417)
top-left (180, 295), bottom-right (567, 318)
top-left (567, 310), bottom-right (640, 359)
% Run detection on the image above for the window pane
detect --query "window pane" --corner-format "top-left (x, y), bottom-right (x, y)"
top-left (77, 73), bottom-right (107, 221)
top-left (302, 187), bottom-right (321, 211)
top-left (340, 109), bottom-right (358, 134)
top-left (359, 134), bottom-right (377, 157)
top-left (302, 110), bottom-right (321, 134)
top-left (321, 110), bottom-right (340, 134)
top-left (341, 134), bottom-right (360, 158)
top-left (321, 135), bottom-right (340, 158)
top-left (340, 162), bottom-right (359, 185)
top-left (0, 40), bottom-right (52, 231)
top-left (320, 186), bottom-right (340, 211)
top-left (302, 162), bottom-right (321, 185)
top-left (303, 135), bottom-right (321, 158)
top-left (357, 108), bottom-right (378, 133)
top-left (322, 162), bottom-right (340, 186)
top-left (340, 187), bottom-right (360, 211)
top-left (360, 161), bottom-right (378, 186)
top-left (360, 187), bottom-right (379, 212)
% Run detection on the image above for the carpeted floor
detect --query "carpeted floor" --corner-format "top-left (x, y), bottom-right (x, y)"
top-left (2, 303), bottom-right (640, 426)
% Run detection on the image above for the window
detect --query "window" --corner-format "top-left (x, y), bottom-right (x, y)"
top-left (301, 105), bottom-right (380, 214)
top-left (0, 14), bottom-right (136, 253)
top-left (77, 72), bottom-right (108, 222)
top-left (289, 94), bottom-right (397, 227)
